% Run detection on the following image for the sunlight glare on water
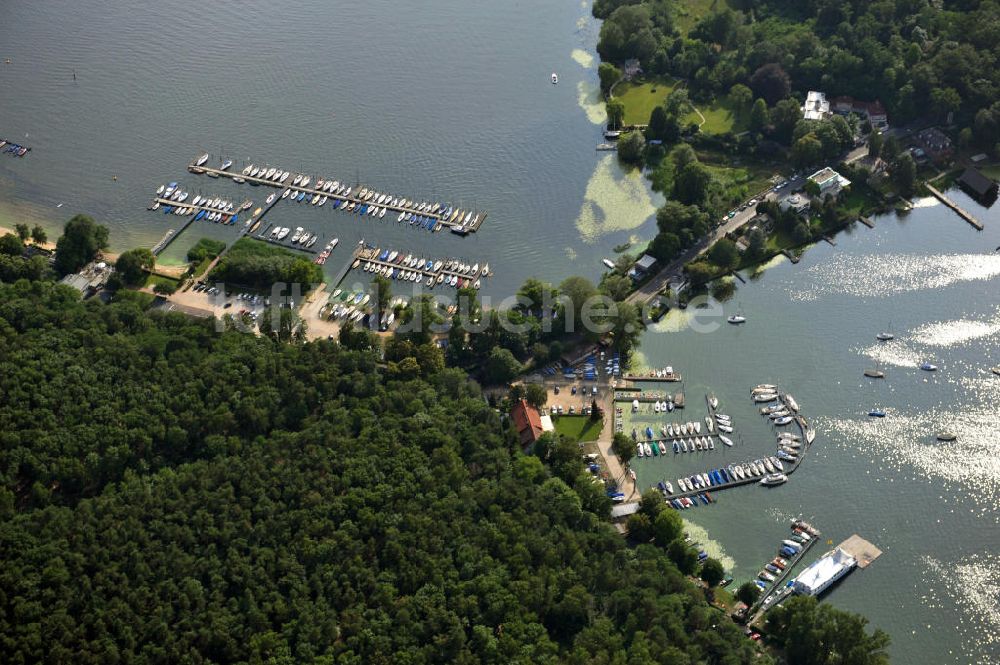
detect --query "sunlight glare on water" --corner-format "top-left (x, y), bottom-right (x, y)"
top-left (791, 253), bottom-right (1000, 300)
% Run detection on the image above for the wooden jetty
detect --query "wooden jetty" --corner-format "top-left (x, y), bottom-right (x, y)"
top-left (781, 249), bottom-right (800, 264)
top-left (731, 270), bottom-right (747, 284)
top-left (858, 215), bottom-right (875, 228)
top-left (150, 229), bottom-right (177, 255)
top-left (151, 214), bottom-right (199, 256)
top-left (189, 158), bottom-right (488, 235)
top-left (925, 183), bottom-right (984, 230)
top-left (823, 236), bottom-right (836, 246)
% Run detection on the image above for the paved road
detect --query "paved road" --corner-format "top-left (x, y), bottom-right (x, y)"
top-left (627, 177), bottom-right (802, 307)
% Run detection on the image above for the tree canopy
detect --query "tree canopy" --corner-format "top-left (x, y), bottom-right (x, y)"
top-left (54, 214), bottom-right (109, 275)
top-left (0, 274), bottom-right (775, 664)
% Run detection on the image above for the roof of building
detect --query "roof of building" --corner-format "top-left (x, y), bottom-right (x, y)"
top-left (610, 502), bottom-right (640, 519)
top-left (802, 91), bottom-right (830, 121)
top-left (635, 254), bottom-right (657, 270)
top-left (539, 414), bottom-right (555, 432)
top-left (511, 399), bottom-right (544, 446)
top-left (830, 96), bottom-right (887, 118)
top-left (793, 548), bottom-right (856, 595)
top-left (808, 167), bottom-right (851, 190)
top-left (958, 168), bottom-right (998, 198)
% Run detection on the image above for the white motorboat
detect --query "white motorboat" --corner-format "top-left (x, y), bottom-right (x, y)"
top-left (719, 435), bottom-right (733, 447)
top-left (773, 416), bottom-right (793, 425)
top-left (196, 153), bottom-right (209, 166)
top-left (728, 314), bottom-right (746, 324)
top-left (551, 72), bottom-right (558, 84)
top-left (760, 473), bottom-right (788, 486)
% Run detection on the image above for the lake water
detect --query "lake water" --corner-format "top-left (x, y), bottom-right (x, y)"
top-left (633, 191), bottom-right (1000, 665)
top-left (0, 0), bottom-right (660, 298)
top-left (1, 1), bottom-right (998, 663)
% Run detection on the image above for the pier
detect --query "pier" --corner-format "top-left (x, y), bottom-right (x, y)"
top-left (189, 158), bottom-right (488, 235)
top-left (925, 183), bottom-right (984, 230)
top-left (151, 213), bottom-right (200, 256)
top-left (858, 216), bottom-right (875, 228)
top-left (350, 245), bottom-right (491, 289)
top-left (622, 372), bottom-right (682, 383)
top-left (748, 522), bottom-right (821, 620)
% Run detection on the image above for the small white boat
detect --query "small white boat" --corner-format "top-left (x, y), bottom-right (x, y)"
top-left (266, 193), bottom-right (277, 204)
top-left (719, 435), bottom-right (733, 447)
top-left (728, 314), bottom-right (746, 324)
top-left (602, 258), bottom-right (615, 270)
top-left (760, 473), bottom-right (788, 486)
top-left (551, 72), bottom-right (558, 84)
top-left (196, 153), bottom-right (209, 166)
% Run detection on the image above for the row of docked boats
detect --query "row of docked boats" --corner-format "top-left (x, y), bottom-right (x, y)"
top-left (752, 524), bottom-right (816, 591)
top-left (351, 250), bottom-right (489, 289)
top-left (0, 140), bottom-right (30, 157)
top-left (668, 455), bottom-right (788, 498)
top-left (151, 182), bottom-right (250, 223)
top-left (666, 491), bottom-right (715, 510)
top-left (752, 385), bottom-right (795, 425)
top-left (267, 225), bottom-right (320, 248)
top-left (775, 431), bottom-right (802, 463)
top-left (313, 238), bottom-right (339, 266)
top-left (204, 157), bottom-right (482, 228)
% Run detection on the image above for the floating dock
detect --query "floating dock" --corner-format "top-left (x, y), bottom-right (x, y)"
top-left (189, 157), bottom-right (488, 235)
top-left (925, 183), bottom-right (984, 230)
top-left (858, 215), bottom-right (875, 228)
top-left (836, 534), bottom-right (882, 569)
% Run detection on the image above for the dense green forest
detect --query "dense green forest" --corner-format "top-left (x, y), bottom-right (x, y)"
top-left (0, 276), bottom-right (764, 663)
top-left (209, 237), bottom-right (322, 290)
top-left (595, 0), bottom-right (1000, 147)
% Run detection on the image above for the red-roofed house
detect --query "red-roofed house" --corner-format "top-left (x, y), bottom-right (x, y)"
top-left (830, 96), bottom-right (888, 129)
top-left (511, 399), bottom-right (544, 447)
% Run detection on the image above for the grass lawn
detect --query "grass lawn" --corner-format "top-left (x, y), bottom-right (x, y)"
top-left (764, 228), bottom-right (798, 253)
top-left (674, 0), bottom-right (735, 35)
top-left (553, 415), bottom-right (603, 443)
top-left (144, 274), bottom-right (181, 290)
top-left (685, 98), bottom-right (747, 135)
top-left (614, 77), bottom-right (677, 126)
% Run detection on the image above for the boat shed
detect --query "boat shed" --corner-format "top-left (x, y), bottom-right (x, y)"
top-left (957, 168), bottom-right (998, 201)
top-left (631, 254), bottom-right (658, 280)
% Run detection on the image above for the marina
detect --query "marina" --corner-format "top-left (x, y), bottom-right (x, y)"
top-left (630, 388), bottom-right (814, 506)
top-left (188, 155), bottom-right (488, 235)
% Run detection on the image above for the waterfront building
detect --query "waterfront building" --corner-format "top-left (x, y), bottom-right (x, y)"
top-left (807, 167), bottom-right (851, 199)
